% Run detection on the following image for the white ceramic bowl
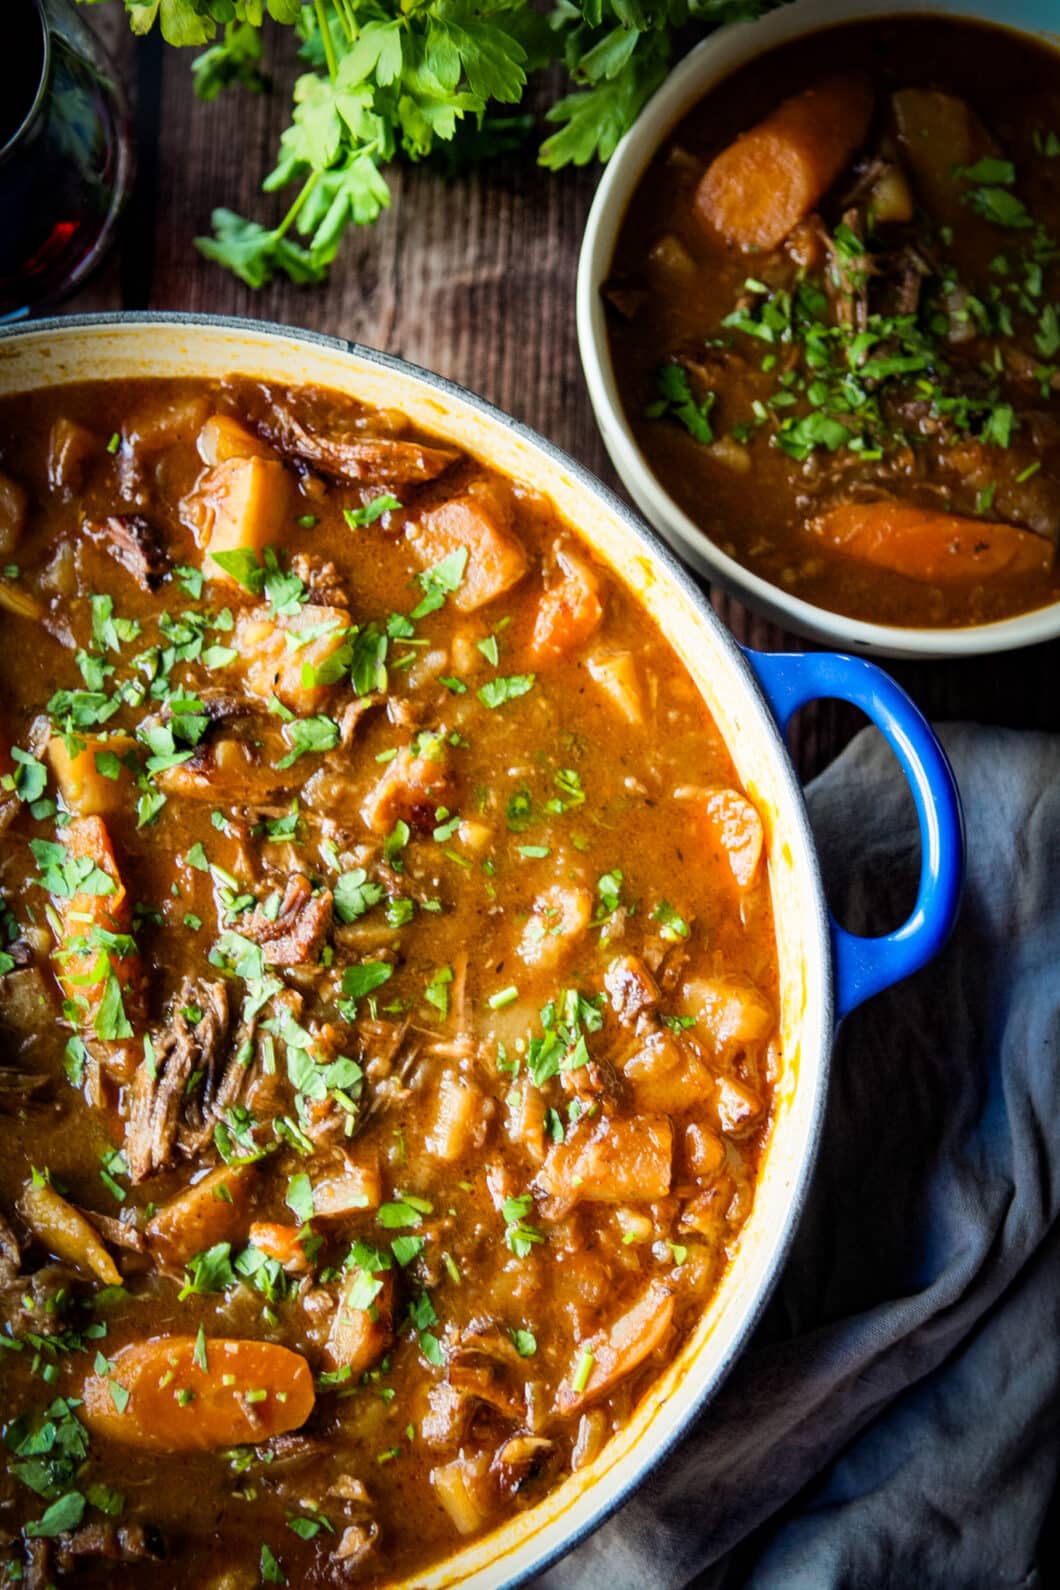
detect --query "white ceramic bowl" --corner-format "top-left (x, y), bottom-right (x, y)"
top-left (0, 314), bottom-right (962, 1585)
top-left (577, 0), bottom-right (1060, 658)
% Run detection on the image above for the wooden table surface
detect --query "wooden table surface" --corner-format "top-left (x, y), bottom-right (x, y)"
top-left (68, 11), bottom-right (1060, 785)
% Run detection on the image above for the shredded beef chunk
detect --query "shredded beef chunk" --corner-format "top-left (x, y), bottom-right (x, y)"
top-left (241, 875), bottom-right (333, 967)
top-left (125, 980), bottom-right (234, 1181)
top-left (260, 398), bottom-right (460, 487)
top-left (84, 513), bottom-right (170, 590)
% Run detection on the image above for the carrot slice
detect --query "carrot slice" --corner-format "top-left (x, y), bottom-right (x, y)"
top-left (695, 74), bottom-right (874, 251)
top-left (809, 500), bottom-right (1053, 581)
top-left (51, 816), bottom-right (143, 1029)
top-left (248, 1221), bottom-right (314, 1273)
top-left (82, 1336), bottom-right (314, 1451)
top-left (530, 548), bottom-right (603, 664)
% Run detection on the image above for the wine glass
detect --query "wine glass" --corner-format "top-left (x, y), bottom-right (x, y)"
top-left (0, 0), bottom-right (134, 322)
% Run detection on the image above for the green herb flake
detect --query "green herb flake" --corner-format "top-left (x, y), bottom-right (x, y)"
top-left (411, 547), bottom-right (468, 620)
top-left (477, 674), bottom-right (535, 710)
top-left (344, 493), bottom-right (402, 529)
top-left (645, 363), bottom-right (716, 443)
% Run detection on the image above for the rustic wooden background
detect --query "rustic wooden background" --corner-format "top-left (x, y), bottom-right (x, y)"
top-left (68, 9), bottom-right (1060, 784)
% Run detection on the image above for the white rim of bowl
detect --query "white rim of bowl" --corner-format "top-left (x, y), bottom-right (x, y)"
top-left (576, 0), bottom-right (1060, 658)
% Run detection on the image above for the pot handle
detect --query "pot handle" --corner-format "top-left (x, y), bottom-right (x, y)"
top-left (743, 649), bottom-right (964, 1024)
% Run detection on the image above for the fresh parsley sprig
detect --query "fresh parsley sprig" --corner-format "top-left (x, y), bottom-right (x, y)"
top-left (84, 0), bottom-right (789, 286)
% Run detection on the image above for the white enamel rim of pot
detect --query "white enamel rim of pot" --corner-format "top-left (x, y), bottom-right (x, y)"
top-left (577, 0), bottom-right (1060, 659)
top-left (0, 313), bottom-right (834, 1588)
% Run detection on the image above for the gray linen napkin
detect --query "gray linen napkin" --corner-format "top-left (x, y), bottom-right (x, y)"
top-left (536, 724), bottom-right (1060, 1590)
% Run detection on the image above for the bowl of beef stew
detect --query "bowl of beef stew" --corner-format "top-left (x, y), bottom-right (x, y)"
top-left (0, 313), bottom-right (961, 1587)
top-left (579, 0), bottom-right (1060, 655)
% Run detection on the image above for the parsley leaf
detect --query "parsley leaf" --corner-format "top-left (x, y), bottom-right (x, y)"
top-left (276, 715), bottom-right (339, 769)
top-left (344, 493), bottom-right (402, 528)
top-left (645, 363), bottom-right (716, 443)
top-left (477, 673), bottom-right (535, 710)
top-left (412, 547), bottom-right (468, 620)
top-left (333, 869), bottom-right (385, 923)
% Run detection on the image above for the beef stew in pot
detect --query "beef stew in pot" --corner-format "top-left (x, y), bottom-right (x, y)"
top-left (0, 377), bottom-right (780, 1585)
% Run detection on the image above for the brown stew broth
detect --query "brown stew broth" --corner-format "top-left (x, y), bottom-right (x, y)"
top-left (0, 378), bottom-right (779, 1585)
top-left (606, 17), bottom-right (1060, 627)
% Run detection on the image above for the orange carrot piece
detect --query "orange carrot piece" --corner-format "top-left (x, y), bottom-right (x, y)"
top-left (530, 550), bottom-right (603, 664)
top-left (82, 1336), bottom-right (314, 1451)
top-left (248, 1221), bottom-right (313, 1273)
top-left (695, 75), bottom-right (874, 251)
top-left (52, 816), bottom-right (142, 1027)
top-left (809, 500), bottom-right (1053, 581)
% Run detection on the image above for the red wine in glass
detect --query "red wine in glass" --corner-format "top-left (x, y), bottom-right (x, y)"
top-left (0, 0), bottom-right (133, 321)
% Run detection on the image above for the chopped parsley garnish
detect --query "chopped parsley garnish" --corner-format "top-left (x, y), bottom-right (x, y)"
top-left (378, 1193), bottom-right (432, 1230)
top-left (477, 673), bottom-right (535, 710)
top-left (391, 1234), bottom-right (426, 1267)
top-left (30, 839), bottom-right (115, 899)
top-left (424, 964), bottom-right (453, 1018)
top-left (572, 1349), bottom-right (594, 1395)
top-left (652, 900), bottom-right (690, 942)
top-left (411, 546), bottom-right (468, 620)
top-left (501, 1193), bottom-right (545, 1257)
top-left (333, 869), bottom-right (385, 923)
top-left (260, 1543), bottom-right (286, 1585)
top-left (339, 961), bottom-right (394, 1004)
top-left (644, 362), bottom-right (716, 442)
top-left (178, 1242), bottom-right (237, 1300)
top-left (344, 493), bottom-right (402, 528)
top-left (276, 715), bottom-right (339, 769)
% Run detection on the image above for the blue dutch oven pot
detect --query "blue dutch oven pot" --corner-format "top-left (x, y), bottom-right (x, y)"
top-left (0, 313), bottom-right (964, 1588)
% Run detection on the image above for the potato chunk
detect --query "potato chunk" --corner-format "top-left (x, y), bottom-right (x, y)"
top-left (235, 603), bottom-right (350, 713)
top-left (47, 733), bottom-right (137, 817)
top-left (313, 1159), bottom-right (381, 1217)
top-left (683, 975), bottom-right (774, 1056)
top-left (426, 1071), bottom-right (488, 1163)
top-left (146, 1163), bottom-right (256, 1267)
top-left (360, 740), bottom-right (452, 835)
top-left (622, 1027), bottom-right (712, 1112)
top-left (586, 649), bottom-right (644, 725)
top-left (47, 417), bottom-right (97, 493)
top-left (695, 74), bottom-right (874, 250)
top-left (409, 480), bottom-right (528, 612)
top-left (182, 456), bottom-right (292, 573)
top-left (536, 1114), bottom-right (672, 1214)
top-left (324, 1268), bottom-right (394, 1377)
top-left (892, 89), bottom-right (999, 227)
top-left (518, 883), bottom-right (592, 969)
top-left (197, 413), bottom-right (276, 466)
top-left (684, 787), bottom-right (764, 891)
